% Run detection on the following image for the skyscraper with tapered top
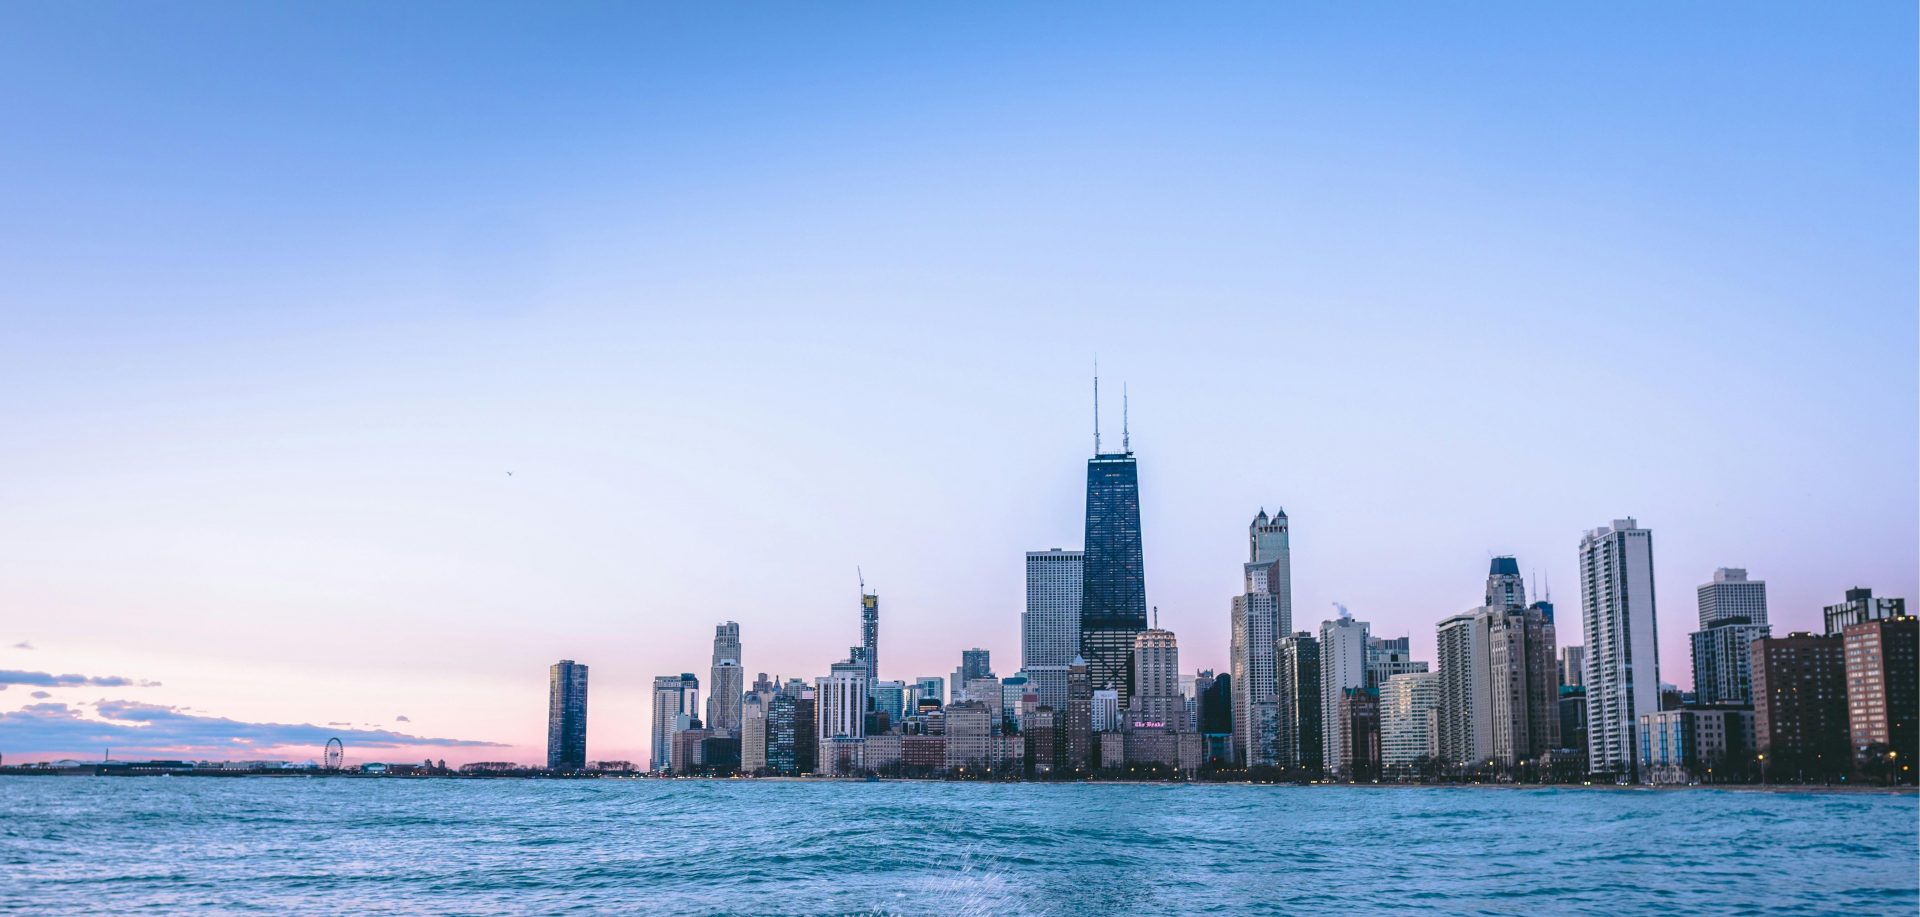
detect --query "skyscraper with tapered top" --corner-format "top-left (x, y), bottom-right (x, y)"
top-left (1081, 377), bottom-right (1148, 708)
top-left (1231, 507), bottom-right (1291, 766)
top-left (708, 622), bottom-right (743, 736)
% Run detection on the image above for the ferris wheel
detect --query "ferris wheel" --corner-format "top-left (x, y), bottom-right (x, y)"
top-left (324, 738), bottom-right (344, 771)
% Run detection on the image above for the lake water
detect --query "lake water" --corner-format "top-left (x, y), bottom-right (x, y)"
top-left (1, 777), bottom-right (1914, 914)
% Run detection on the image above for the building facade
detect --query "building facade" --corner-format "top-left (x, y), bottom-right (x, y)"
top-left (1276, 633), bottom-right (1322, 774)
top-left (1436, 612), bottom-right (1491, 768)
top-left (817, 661), bottom-right (870, 749)
top-left (650, 673), bottom-right (698, 773)
top-left (1024, 548), bottom-right (1084, 713)
top-left (1843, 616), bottom-right (1918, 780)
top-left (1750, 633), bottom-right (1849, 782)
top-left (1365, 635), bottom-right (1427, 689)
top-left (1380, 671), bottom-right (1440, 769)
top-left (1580, 518), bottom-right (1661, 778)
top-left (1132, 628), bottom-right (1184, 729)
top-left (860, 590), bottom-right (880, 683)
top-left (1698, 568), bottom-right (1768, 628)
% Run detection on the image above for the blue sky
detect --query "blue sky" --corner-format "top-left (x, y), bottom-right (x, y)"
top-left (1, 3), bottom-right (1913, 762)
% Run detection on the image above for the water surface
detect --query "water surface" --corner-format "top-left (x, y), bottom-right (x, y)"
top-left (2, 777), bottom-right (1913, 914)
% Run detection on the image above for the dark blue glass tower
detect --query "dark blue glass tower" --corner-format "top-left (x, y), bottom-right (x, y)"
top-left (546, 660), bottom-right (589, 771)
top-left (1081, 451), bottom-right (1147, 706)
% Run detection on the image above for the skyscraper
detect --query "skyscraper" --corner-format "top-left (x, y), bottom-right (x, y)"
top-left (817, 660), bottom-right (870, 748)
top-left (1381, 671), bottom-right (1440, 769)
top-left (1751, 632), bottom-right (1849, 781)
top-left (1698, 568), bottom-right (1768, 628)
top-left (860, 588), bottom-right (880, 683)
top-left (953, 649), bottom-right (992, 702)
top-left (1580, 518), bottom-right (1661, 779)
top-left (1486, 602), bottom-right (1559, 766)
top-left (708, 622), bottom-right (743, 736)
top-left (1320, 613), bottom-right (1370, 776)
top-left (1822, 587), bottom-right (1907, 636)
top-left (1231, 508), bottom-right (1290, 767)
top-left (914, 676), bottom-right (946, 708)
top-left (1843, 616), bottom-right (1917, 780)
top-left (1024, 548), bottom-right (1084, 713)
top-left (1277, 633), bottom-right (1322, 774)
top-left (1064, 656), bottom-right (1093, 771)
top-left (547, 660), bottom-right (588, 772)
top-left (1081, 427), bottom-right (1148, 708)
top-left (650, 673), bottom-right (698, 773)
top-left (1131, 628), bottom-right (1182, 729)
top-left (1436, 611), bottom-right (1491, 768)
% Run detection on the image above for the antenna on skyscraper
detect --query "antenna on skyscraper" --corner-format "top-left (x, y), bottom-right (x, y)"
top-left (1152, 604), bottom-right (1158, 628)
top-left (1093, 359), bottom-right (1101, 454)
top-left (1122, 382), bottom-right (1130, 453)
top-left (858, 566), bottom-right (866, 594)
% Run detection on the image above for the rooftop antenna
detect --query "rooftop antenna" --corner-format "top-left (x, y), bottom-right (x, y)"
top-left (1122, 382), bottom-right (1130, 453)
top-left (1152, 605), bottom-right (1159, 629)
top-left (858, 566), bottom-right (865, 593)
top-left (1092, 358), bottom-right (1101, 454)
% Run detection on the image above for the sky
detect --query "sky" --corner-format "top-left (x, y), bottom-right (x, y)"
top-left (1, 2), bottom-right (1914, 766)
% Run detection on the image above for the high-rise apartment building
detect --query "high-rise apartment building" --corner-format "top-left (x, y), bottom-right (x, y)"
top-left (1276, 633), bottom-right (1321, 773)
top-left (1132, 628), bottom-right (1183, 729)
top-left (1381, 671), bottom-right (1440, 768)
top-left (1843, 616), bottom-right (1917, 780)
top-left (1231, 508), bottom-right (1291, 767)
top-left (708, 622), bottom-right (743, 736)
top-left (953, 649), bottom-right (992, 702)
top-left (1334, 688), bottom-right (1381, 782)
top-left (817, 660), bottom-right (870, 748)
top-left (1698, 568), bottom-right (1768, 628)
top-left (1691, 620), bottom-right (1769, 705)
top-left (1024, 548), bottom-right (1084, 713)
top-left (1751, 632), bottom-right (1849, 782)
top-left (1487, 602), bottom-right (1559, 765)
top-left (1081, 446), bottom-right (1148, 708)
top-left (547, 660), bottom-right (588, 772)
top-left (1320, 614), bottom-right (1370, 775)
top-left (650, 673), bottom-right (699, 773)
top-left (1436, 612), bottom-right (1491, 768)
top-left (766, 693), bottom-right (799, 775)
top-left (1580, 518), bottom-right (1661, 778)
top-left (740, 694), bottom-right (768, 774)
top-left (1823, 588), bottom-right (1907, 636)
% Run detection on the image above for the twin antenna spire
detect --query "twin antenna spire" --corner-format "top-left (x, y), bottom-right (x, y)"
top-left (1092, 359), bottom-right (1130, 455)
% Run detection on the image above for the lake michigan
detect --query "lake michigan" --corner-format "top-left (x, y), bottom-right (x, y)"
top-left (2, 777), bottom-right (1914, 915)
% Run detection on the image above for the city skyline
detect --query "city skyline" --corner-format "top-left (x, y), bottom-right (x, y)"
top-left (2, 3), bottom-right (1915, 766)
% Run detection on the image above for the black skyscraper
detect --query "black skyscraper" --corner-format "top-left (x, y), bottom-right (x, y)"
top-left (547, 659), bottom-right (589, 771)
top-left (1081, 450), bottom-right (1148, 707)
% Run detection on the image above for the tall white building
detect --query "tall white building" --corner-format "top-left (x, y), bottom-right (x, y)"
top-left (1580, 517), bottom-right (1661, 779)
top-left (817, 660), bottom-right (869, 748)
top-left (1381, 671), bottom-right (1441, 767)
top-left (1231, 508), bottom-right (1291, 766)
top-left (1436, 612), bottom-right (1491, 767)
top-left (740, 693), bottom-right (768, 773)
top-left (1697, 568), bottom-right (1767, 628)
top-left (1319, 613), bottom-right (1369, 774)
top-left (708, 622), bottom-right (743, 736)
top-left (1024, 549), bottom-right (1083, 713)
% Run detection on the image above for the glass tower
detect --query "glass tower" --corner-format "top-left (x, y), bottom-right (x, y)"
top-left (547, 660), bottom-right (589, 771)
top-left (1081, 451), bottom-right (1147, 707)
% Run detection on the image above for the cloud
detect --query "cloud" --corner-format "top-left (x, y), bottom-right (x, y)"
top-left (12, 642), bottom-right (32, 650)
top-left (30, 691), bottom-right (50, 699)
top-left (0, 670), bottom-right (159, 688)
top-left (0, 701), bottom-right (507, 758)
top-left (395, 715), bottom-right (411, 722)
